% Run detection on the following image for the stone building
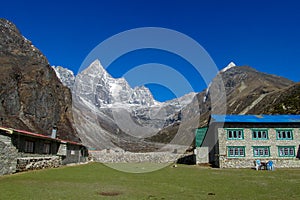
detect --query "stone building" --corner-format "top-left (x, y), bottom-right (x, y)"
top-left (0, 126), bottom-right (88, 175)
top-left (195, 115), bottom-right (300, 168)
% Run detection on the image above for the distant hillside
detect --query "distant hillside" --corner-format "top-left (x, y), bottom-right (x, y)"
top-left (250, 82), bottom-right (300, 114)
top-left (217, 65), bottom-right (294, 114)
top-left (148, 64), bottom-right (296, 144)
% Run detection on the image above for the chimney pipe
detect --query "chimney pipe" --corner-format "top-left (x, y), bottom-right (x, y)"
top-left (51, 125), bottom-right (57, 139)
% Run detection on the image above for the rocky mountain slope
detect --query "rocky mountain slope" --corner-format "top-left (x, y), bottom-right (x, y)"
top-left (249, 82), bottom-right (300, 114)
top-left (0, 19), bottom-right (80, 142)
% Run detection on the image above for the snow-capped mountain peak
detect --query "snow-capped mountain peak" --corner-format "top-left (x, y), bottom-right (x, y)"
top-left (80, 59), bottom-right (112, 78)
top-left (72, 59), bottom-right (158, 107)
top-left (221, 61), bottom-right (236, 73)
top-left (203, 62), bottom-right (236, 102)
top-left (54, 59), bottom-right (206, 150)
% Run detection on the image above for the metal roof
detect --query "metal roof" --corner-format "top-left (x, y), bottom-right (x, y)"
top-left (211, 114), bottom-right (300, 123)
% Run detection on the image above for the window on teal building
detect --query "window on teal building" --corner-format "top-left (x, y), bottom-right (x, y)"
top-left (227, 146), bottom-right (245, 157)
top-left (227, 129), bottom-right (244, 140)
top-left (278, 146), bottom-right (295, 157)
top-left (253, 146), bottom-right (270, 157)
top-left (276, 129), bottom-right (293, 140)
top-left (252, 129), bottom-right (268, 140)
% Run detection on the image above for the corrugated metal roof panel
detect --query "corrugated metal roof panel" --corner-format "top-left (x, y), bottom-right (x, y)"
top-left (211, 115), bottom-right (300, 123)
top-left (13, 128), bottom-right (59, 141)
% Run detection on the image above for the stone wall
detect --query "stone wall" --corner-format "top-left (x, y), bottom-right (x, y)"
top-left (90, 150), bottom-right (182, 163)
top-left (218, 157), bottom-right (300, 169)
top-left (0, 135), bottom-right (19, 175)
top-left (217, 127), bottom-right (300, 168)
top-left (16, 156), bottom-right (61, 172)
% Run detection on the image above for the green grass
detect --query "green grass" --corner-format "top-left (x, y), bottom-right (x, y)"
top-left (0, 163), bottom-right (299, 199)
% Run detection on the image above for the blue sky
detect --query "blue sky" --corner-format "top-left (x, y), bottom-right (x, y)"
top-left (1, 0), bottom-right (300, 101)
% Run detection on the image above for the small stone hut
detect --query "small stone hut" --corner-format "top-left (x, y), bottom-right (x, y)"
top-left (0, 126), bottom-right (88, 175)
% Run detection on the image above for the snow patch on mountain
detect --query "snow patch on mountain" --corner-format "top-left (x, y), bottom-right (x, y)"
top-left (52, 66), bottom-right (75, 89)
top-left (203, 82), bottom-right (212, 102)
top-left (221, 61), bottom-right (236, 73)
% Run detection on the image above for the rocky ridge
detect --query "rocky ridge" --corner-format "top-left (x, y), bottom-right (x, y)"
top-left (0, 18), bottom-right (80, 142)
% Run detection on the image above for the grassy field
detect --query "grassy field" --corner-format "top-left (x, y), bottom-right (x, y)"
top-left (0, 163), bottom-right (299, 200)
